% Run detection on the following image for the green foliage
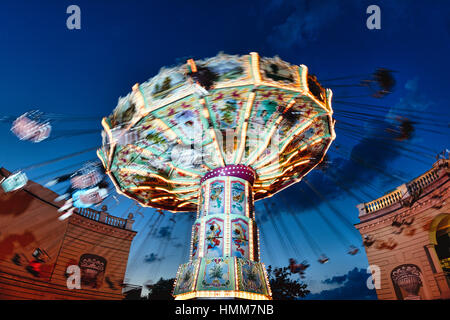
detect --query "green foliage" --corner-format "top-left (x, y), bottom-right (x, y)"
top-left (266, 265), bottom-right (310, 300)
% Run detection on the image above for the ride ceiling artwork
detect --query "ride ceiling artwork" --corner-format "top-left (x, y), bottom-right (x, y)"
top-left (98, 52), bottom-right (336, 212)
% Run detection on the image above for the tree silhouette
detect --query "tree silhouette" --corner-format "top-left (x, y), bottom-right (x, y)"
top-left (146, 277), bottom-right (175, 300)
top-left (266, 265), bottom-right (310, 300)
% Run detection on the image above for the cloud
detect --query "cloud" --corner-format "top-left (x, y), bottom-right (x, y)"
top-left (265, 0), bottom-right (343, 49)
top-left (144, 253), bottom-right (163, 264)
top-left (387, 77), bottom-right (434, 120)
top-left (305, 267), bottom-right (377, 300)
top-left (173, 242), bottom-right (184, 249)
top-left (156, 226), bottom-right (171, 239)
top-left (322, 274), bottom-right (347, 285)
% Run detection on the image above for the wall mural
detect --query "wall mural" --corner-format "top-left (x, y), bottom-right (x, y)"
top-left (78, 254), bottom-right (107, 289)
top-left (204, 218), bottom-right (224, 257)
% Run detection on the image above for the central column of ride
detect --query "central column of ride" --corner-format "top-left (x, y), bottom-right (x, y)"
top-left (173, 165), bottom-right (272, 300)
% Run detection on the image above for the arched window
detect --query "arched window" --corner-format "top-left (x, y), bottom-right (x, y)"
top-left (433, 215), bottom-right (450, 277)
top-left (428, 213), bottom-right (450, 285)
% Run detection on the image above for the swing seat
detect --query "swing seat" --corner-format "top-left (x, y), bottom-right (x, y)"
top-left (11, 114), bottom-right (51, 142)
top-left (1, 171), bottom-right (28, 192)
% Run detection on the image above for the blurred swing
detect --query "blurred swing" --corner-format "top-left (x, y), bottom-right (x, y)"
top-left (11, 110), bottom-right (52, 143)
top-left (288, 258), bottom-right (310, 275)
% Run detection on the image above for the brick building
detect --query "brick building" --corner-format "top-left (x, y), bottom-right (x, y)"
top-left (0, 168), bottom-right (137, 299)
top-left (355, 157), bottom-right (450, 300)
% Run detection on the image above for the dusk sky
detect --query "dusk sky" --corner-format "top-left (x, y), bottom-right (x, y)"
top-left (0, 0), bottom-right (449, 298)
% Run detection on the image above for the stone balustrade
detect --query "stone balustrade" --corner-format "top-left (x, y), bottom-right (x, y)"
top-left (407, 168), bottom-right (440, 194)
top-left (362, 189), bottom-right (403, 214)
top-left (76, 207), bottom-right (134, 230)
top-left (357, 159), bottom-right (448, 216)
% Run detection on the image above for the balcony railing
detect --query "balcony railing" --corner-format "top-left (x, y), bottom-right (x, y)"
top-left (76, 207), bottom-right (131, 230)
top-left (363, 189), bottom-right (403, 214)
top-left (358, 159), bottom-right (448, 216)
top-left (407, 168), bottom-right (440, 194)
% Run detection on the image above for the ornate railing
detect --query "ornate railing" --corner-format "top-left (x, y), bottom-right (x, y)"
top-left (77, 207), bottom-right (100, 221)
top-left (359, 159), bottom-right (447, 216)
top-left (76, 207), bottom-right (129, 229)
top-left (407, 168), bottom-right (440, 194)
top-left (105, 214), bottom-right (127, 228)
top-left (363, 189), bottom-right (403, 214)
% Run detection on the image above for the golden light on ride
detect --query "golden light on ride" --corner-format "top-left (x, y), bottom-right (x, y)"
top-left (98, 52), bottom-right (335, 299)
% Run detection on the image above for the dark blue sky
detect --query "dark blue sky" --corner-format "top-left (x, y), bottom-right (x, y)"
top-left (0, 0), bottom-right (449, 297)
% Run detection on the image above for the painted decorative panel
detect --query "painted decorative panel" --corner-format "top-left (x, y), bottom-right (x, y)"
top-left (198, 185), bottom-right (207, 217)
top-left (230, 180), bottom-right (246, 216)
top-left (231, 218), bottom-right (249, 259)
top-left (208, 180), bottom-right (225, 215)
top-left (237, 258), bottom-right (268, 295)
top-left (191, 223), bottom-right (200, 259)
top-left (173, 260), bottom-right (198, 295)
top-left (197, 257), bottom-right (234, 291)
top-left (195, 53), bottom-right (251, 88)
top-left (140, 66), bottom-right (195, 111)
top-left (259, 57), bottom-right (298, 85)
top-left (204, 217), bottom-right (224, 257)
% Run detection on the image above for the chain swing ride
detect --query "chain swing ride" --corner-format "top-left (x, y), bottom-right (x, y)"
top-left (97, 52), bottom-right (336, 300)
top-left (2, 50), bottom-right (448, 299)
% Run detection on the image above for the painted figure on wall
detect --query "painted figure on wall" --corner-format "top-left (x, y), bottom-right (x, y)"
top-left (205, 219), bottom-right (223, 257)
top-left (232, 219), bottom-right (249, 258)
top-left (209, 181), bottom-right (224, 215)
top-left (231, 181), bottom-right (246, 215)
